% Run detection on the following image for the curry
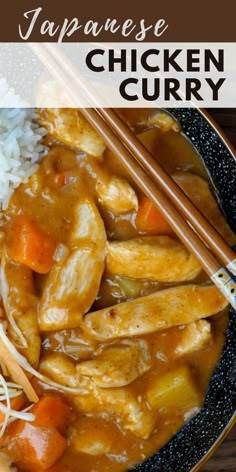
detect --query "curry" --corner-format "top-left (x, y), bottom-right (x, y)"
top-left (0, 109), bottom-right (234, 472)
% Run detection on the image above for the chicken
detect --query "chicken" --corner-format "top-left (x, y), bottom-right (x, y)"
top-left (88, 384), bottom-right (156, 439)
top-left (0, 249), bottom-right (40, 369)
top-left (38, 108), bottom-right (106, 158)
top-left (173, 320), bottom-right (212, 357)
top-left (39, 352), bottom-right (88, 391)
top-left (173, 172), bottom-right (236, 246)
top-left (96, 176), bottom-right (138, 214)
top-left (82, 284), bottom-right (228, 341)
top-left (106, 236), bottom-right (202, 282)
top-left (82, 156), bottom-right (138, 214)
top-left (38, 197), bottom-right (106, 330)
top-left (139, 110), bottom-right (180, 132)
top-left (76, 339), bottom-right (152, 388)
top-left (39, 352), bottom-right (156, 439)
top-left (42, 327), bottom-right (97, 361)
